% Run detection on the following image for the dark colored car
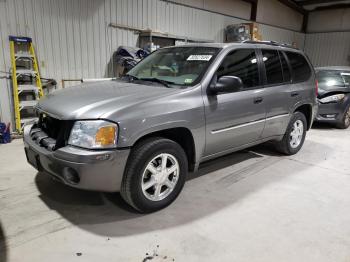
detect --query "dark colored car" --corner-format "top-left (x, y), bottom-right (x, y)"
top-left (315, 67), bottom-right (350, 129)
top-left (24, 42), bottom-right (317, 213)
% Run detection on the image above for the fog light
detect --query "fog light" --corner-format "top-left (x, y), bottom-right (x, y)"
top-left (321, 114), bottom-right (336, 119)
top-left (63, 167), bottom-right (80, 185)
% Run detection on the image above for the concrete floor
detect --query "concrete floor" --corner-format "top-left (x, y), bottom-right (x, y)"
top-left (1, 124), bottom-right (350, 262)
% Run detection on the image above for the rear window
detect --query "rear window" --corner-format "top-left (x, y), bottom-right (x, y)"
top-left (262, 49), bottom-right (283, 85)
top-left (317, 70), bottom-right (347, 89)
top-left (285, 52), bottom-right (311, 83)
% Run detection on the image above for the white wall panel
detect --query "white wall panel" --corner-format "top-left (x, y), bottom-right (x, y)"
top-left (256, 0), bottom-right (303, 32)
top-left (304, 32), bottom-right (350, 67)
top-left (169, 0), bottom-right (251, 20)
top-left (259, 24), bottom-right (305, 50)
top-left (308, 9), bottom-right (350, 33)
top-left (0, 0), bottom-right (305, 127)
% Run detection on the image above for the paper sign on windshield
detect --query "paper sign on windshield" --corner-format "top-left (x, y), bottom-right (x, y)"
top-left (187, 55), bottom-right (212, 61)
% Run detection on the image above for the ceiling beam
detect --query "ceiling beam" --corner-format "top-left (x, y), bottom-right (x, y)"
top-left (311, 3), bottom-right (350, 11)
top-left (277, 0), bottom-right (307, 15)
top-left (300, 0), bottom-right (348, 6)
top-left (301, 12), bottom-right (308, 33)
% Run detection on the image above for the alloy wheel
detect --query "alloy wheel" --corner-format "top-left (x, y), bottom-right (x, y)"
top-left (345, 108), bottom-right (350, 127)
top-left (141, 153), bottom-right (180, 201)
top-left (290, 120), bottom-right (304, 149)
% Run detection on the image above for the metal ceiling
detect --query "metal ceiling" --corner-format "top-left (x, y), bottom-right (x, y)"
top-left (292, 0), bottom-right (350, 11)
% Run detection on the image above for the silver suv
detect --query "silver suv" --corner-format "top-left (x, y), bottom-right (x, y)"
top-left (24, 42), bottom-right (318, 212)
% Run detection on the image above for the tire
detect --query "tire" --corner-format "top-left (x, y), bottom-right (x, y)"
top-left (120, 137), bottom-right (188, 213)
top-left (275, 112), bottom-right (307, 155)
top-left (336, 107), bottom-right (350, 129)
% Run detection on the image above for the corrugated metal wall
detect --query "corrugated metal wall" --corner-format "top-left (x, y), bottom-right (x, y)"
top-left (0, 0), bottom-right (306, 127)
top-left (304, 32), bottom-right (350, 67)
top-left (259, 24), bottom-right (305, 50)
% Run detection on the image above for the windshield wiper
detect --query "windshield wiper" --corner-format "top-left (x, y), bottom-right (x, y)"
top-left (124, 74), bottom-right (140, 82)
top-left (138, 77), bottom-right (175, 88)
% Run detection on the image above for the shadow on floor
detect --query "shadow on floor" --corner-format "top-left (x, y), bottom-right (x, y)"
top-left (34, 143), bottom-right (314, 237)
top-left (0, 222), bottom-right (7, 262)
top-left (312, 122), bottom-right (338, 130)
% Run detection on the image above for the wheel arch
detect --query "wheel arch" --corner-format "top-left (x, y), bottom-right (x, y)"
top-left (131, 127), bottom-right (197, 172)
top-left (293, 103), bottom-right (313, 130)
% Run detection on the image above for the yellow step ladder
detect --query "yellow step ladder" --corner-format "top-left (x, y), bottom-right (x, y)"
top-left (9, 36), bottom-right (43, 133)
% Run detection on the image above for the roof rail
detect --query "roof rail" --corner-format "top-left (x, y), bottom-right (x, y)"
top-left (242, 40), bottom-right (298, 49)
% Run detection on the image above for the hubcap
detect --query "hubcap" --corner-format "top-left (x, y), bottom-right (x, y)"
top-left (289, 120), bottom-right (304, 149)
top-left (141, 153), bottom-right (180, 201)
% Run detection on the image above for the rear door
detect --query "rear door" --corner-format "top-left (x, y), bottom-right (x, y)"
top-left (203, 48), bottom-right (266, 156)
top-left (260, 49), bottom-right (293, 138)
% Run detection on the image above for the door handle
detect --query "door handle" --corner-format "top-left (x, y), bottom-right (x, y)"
top-left (291, 91), bottom-right (299, 97)
top-left (254, 97), bottom-right (263, 104)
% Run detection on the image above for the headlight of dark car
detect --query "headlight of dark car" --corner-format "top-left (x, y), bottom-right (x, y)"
top-left (319, 94), bottom-right (345, 104)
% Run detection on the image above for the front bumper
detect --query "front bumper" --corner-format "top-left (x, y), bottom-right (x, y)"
top-left (315, 100), bottom-right (348, 124)
top-left (23, 124), bottom-right (130, 192)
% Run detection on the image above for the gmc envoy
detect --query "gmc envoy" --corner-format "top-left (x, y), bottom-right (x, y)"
top-left (24, 42), bottom-right (318, 212)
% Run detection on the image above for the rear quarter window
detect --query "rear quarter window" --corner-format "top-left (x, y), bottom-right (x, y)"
top-left (285, 51), bottom-right (311, 83)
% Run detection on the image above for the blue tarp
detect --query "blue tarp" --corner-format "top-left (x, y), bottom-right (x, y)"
top-left (0, 122), bottom-right (11, 144)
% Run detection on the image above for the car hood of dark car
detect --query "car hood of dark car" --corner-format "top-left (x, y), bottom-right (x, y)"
top-left (318, 85), bottom-right (350, 98)
top-left (36, 80), bottom-right (182, 120)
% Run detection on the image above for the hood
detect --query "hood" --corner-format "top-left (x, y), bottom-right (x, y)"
top-left (37, 80), bottom-right (180, 120)
top-left (318, 85), bottom-right (350, 98)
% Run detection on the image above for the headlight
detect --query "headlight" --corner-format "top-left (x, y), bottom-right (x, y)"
top-left (319, 94), bottom-right (345, 104)
top-left (68, 120), bottom-right (118, 149)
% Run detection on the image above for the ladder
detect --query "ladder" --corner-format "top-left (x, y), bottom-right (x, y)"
top-left (9, 36), bottom-right (43, 133)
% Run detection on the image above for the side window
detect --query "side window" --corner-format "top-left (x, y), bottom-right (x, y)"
top-left (341, 72), bottom-right (350, 86)
top-left (285, 52), bottom-right (311, 82)
top-left (279, 51), bottom-right (291, 82)
top-left (217, 49), bottom-right (260, 89)
top-left (261, 49), bottom-right (283, 85)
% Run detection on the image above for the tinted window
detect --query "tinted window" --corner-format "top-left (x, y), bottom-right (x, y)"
top-left (317, 70), bottom-right (346, 89)
top-left (279, 51), bottom-right (291, 82)
top-left (217, 49), bottom-right (260, 89)
top-left (262, 49), bottom-right (283, 85)
top-left (285, 52), bottom-right (311, 82)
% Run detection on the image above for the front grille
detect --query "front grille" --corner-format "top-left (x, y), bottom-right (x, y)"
top-left (30, 113), bottom-right (74, 151)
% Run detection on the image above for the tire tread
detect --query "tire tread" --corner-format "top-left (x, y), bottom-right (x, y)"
top-left (120, 137), bottom-right (187, 213)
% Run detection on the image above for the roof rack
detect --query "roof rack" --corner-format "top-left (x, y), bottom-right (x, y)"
top-left (242, 40), bottom-right (298, 49)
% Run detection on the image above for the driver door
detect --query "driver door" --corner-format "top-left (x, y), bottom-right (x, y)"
top-left (203, 48), bottom-right (266, 157)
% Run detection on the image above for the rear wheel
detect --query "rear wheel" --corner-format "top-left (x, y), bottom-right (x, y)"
top-left (121, 137), bottom-right (188, 213)
top-left (275, 112), bottom-right (307, 155)
top-left (336, 107), bottom-right (350, 129)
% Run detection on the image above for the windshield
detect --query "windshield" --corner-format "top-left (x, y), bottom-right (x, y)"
top-left (127, 46), bottom-right (221, 87)
top-left (317, 70), bottom-right (350, 90)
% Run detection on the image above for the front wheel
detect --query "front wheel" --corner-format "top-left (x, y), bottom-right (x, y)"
top-left (120, 137), bottom-right (188, 213)
top-left (274, 112), bottom-right (307, 155)
top-left (336, 107), bottom-right (350, 129)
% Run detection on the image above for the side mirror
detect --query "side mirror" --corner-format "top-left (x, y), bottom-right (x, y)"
top-left (209, 75), bottom-right (243, 94)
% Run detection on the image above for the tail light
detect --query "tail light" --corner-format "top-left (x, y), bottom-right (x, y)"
top-left (315, 79), bottom-right (318, 97)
